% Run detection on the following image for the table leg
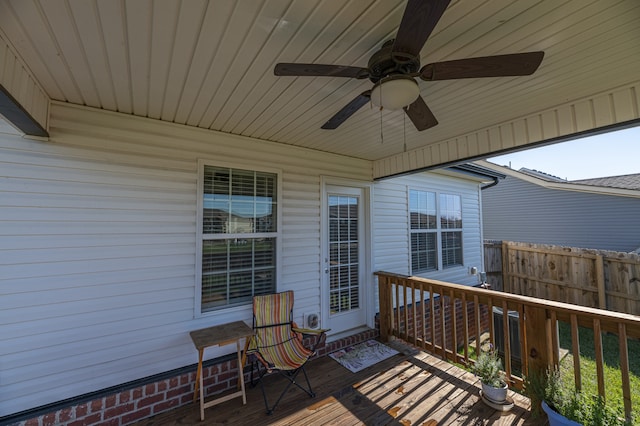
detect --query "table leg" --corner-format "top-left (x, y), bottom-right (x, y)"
top-left (236, 340), bottom-right (247, 404)
top-left (197, 349), bottom-right (205, 421)
top-left (193, 349), bottom-right (203, 403)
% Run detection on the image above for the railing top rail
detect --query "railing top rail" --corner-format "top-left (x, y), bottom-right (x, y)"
top-left (375, 271), bottom-right (640, 334)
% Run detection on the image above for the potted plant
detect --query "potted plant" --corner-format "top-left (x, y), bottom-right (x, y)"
top-left (524, 367), bottom-right (630, 426)
top-left (472, 347), bottom-right (508, 404)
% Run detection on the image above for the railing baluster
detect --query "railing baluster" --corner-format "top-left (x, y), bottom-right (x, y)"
top-left (430, 284), bottom-right (435, 353)
top-left (440, 287), bottom-right (447, 360)
top-left (518, 304), bottom-right (527, 381)
top-left (450, 290), bottom-right (457, 363)
top-left (593, 318), bottom-right (605, 400)
top-left (420, 284), bottom-right (426, 351)
top-left (618, 323), bottom-right (632, 422)
top-left (462, 292), bottom-right (469, 365)
top-left (411, 282), bottom-right (417, 347)
top-left (474, 295), bottom-right (481, 359)
top-left (403, 282), bottom-right (409, 341)
top-left (488, 297), bottom-right (494, 349)
top-left (395, 281), bottom-right (400, 339)
top-left (570, 314), bottom-right (581, 391)
top-left (502, 300), bottom-right (511, 382)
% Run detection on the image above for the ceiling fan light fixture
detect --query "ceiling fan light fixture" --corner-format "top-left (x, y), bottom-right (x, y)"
top-left (371, 75), bottom-right (419, 110)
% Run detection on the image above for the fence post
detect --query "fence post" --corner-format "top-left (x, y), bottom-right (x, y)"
top-left (501, 241), bottom-right (510, 293)
top-left (595, 255), bottom-right (606, 310)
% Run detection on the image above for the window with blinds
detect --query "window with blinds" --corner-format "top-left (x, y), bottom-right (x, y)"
top-left (409, 190), bottom-right (463, 273)
top-left (440, 193), bottom-right (463, 268)
top-left (200, 165), bottom-right (277, 312)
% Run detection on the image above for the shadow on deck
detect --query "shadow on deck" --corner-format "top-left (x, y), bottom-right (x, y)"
top-left (134, 340), bottom-right (534, 425)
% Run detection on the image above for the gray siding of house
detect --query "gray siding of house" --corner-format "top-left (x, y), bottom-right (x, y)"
top-left (482, 176), bottom-right (640, 252)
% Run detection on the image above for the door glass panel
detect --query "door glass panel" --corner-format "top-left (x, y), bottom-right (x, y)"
top-left (329, 195), bottom-right (360, 314)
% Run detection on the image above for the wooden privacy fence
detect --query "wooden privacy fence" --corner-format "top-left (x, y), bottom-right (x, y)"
top-left (375, 271), bottom-right (640, 422)
top-left (484, 241), bottom-right (640, 316)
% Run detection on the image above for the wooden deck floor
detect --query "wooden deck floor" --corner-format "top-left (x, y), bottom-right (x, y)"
top-left (134, 341), bottom-right (534, 425)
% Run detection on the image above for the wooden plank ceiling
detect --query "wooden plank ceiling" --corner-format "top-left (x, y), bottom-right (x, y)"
top-left (0, 0), bottom-right (638, 163)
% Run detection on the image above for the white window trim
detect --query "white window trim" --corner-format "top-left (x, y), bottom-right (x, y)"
top-left (407, 187), bottom-right (464, 274)
top-left (195, 159), bottom-right (283, 318)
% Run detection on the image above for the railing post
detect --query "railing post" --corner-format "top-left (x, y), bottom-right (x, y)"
top-left (524, 304), bottom-right (551, 375)
top-left (378, 275), bottom-right (391, 342)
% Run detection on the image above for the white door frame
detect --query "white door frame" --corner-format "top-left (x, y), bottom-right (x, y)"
top-left (320, 176), bottom-right (374, 335)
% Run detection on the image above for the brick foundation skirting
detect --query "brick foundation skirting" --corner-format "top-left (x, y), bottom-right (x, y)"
top-left (3, 327), bottom-right (379, 426)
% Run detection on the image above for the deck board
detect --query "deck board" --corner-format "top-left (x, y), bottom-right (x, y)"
top-left (133, 341), bottom-right (534, 425)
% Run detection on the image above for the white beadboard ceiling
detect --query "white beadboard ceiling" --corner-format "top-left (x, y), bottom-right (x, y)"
top-left (1, 0), bottom-right (639, 162)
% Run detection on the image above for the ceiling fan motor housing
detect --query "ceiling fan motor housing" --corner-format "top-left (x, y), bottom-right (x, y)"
top-left (368, 39), bottom-right (420, 83)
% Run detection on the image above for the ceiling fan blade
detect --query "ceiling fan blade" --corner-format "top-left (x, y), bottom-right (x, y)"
top-left (404, 95), bottom-right (438, 131)
top-left (274, 63), bottom-right (369, 79)
top-left (392, 0), bottom-right (451, 62)
top-left (420, 52), bottom-right (545, 81)
top-left (321, 91), bottom-right (371, 130)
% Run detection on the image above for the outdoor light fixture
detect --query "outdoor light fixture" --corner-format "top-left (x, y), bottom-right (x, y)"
top-left (370, 75), bottom-right (420, 110)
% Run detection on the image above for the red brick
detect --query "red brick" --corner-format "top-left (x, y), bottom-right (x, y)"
top-left (24, 417), bottom-right (40, 426)
top-left (168, 377), bottom-right (179, 389)
top-left (118, 390), bottom-right (132, 404)
top-left (166, 385), bottom-right (191, 399)
top-left (90, 398), bottom-right (103, 413)
top-left (42, 412), bottom-right (57, 426)
top-left (144, 383), bottom-right (156, 396)
top-left (96, 419), bottom-right (119, 426)
top-left (68, 413), bottom-right (101, 426)
top-left (104, 402), bottom-right (134, 420)
top-left (179, 374), bottom-right (188, 386)
top-left (58, 408), bottom-right (73, 423)
top-left (104, 395), bottom-right (117, 409)
top-left (137, 394), bottom-right (163, 408)
top-left (75, 403), bottom-right (89, 418)
top-left (132, 387), bottom-right (143, 400)
top-left (121, 407), bottom-right (151, 424)
top-left (153, 397), bottom-right (180, 414)
top-left (157, 380), bottom-right (168, 392)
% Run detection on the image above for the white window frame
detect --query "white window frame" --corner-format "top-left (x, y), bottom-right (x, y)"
top-left (195, 159), bottom-right (282, 317)
top-left (408, 188), bottom-right (464, 274)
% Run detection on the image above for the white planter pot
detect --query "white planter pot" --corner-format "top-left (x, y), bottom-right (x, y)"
top-left (481, 381), bottom-right (508, 404)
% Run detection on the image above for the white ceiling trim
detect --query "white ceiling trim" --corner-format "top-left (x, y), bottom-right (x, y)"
top-left (0, 30), bottom-right (50, 136)
top-left (374, 80), bottom-right (640, 179)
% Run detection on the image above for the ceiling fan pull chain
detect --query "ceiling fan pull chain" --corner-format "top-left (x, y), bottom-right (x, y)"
top-left (403, 111), bottom-right (407, 152)
top-left (380, 105), bottom-right (384, 144)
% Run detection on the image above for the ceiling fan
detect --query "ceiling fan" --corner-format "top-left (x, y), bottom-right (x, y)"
top-left (274, 0), bottom-right (544, 131)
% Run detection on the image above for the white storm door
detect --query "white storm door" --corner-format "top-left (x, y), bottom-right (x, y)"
top-left (323, 185), bottom-right (367, 334)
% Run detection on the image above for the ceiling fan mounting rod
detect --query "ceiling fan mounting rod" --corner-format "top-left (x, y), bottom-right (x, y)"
top-left (367, 39), bottom-right (420, 83)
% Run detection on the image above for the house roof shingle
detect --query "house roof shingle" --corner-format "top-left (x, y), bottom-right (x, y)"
top-left (570, 174), bottom-right (640, 191)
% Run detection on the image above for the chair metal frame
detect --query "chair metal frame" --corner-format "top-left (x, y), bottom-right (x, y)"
top-left (248, 291), bottom-right (328, 415)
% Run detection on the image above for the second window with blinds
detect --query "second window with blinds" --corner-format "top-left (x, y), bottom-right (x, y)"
top-left (409, 189), bottom-right (463, 273)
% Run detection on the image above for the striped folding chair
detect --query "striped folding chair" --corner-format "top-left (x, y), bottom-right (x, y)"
top-left (248, 291), bottom-right (328, 415)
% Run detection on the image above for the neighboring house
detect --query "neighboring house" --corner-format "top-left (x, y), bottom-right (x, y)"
top-left (478, 160), bottom-right (640, 252)
top-left (0, 112), bottom-right (500, 419)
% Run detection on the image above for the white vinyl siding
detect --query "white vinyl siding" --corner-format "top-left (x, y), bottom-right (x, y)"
top-left (482, 175), bottom-right (640, 252)
top-left (373, 171), bottom-right (485, 311)
top-left (0, 101), bottom-right (371, 416)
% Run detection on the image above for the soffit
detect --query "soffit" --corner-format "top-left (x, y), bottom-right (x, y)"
top-left (0, 0), bottom-right (638, 162)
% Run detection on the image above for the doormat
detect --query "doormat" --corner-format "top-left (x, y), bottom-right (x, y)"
top-left (329, 340), bottom-right (399, 373)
